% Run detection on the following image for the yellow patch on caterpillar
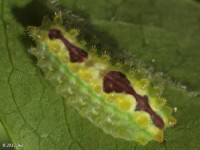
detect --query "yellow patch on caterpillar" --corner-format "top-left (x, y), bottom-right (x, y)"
top-left (48, 41), bottom-right (62, 53)
top-left (78, 69), bottom-right (93, 82)
top-left (133, 112), bottom-right (149, 128)
top-left (91, 83), bottom-right (102, 93)
top-left (116, 99), bottom-right (132, 111)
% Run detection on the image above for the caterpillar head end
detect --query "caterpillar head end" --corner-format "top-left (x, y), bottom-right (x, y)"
top-left (27, 13), bottom-right (63, 40)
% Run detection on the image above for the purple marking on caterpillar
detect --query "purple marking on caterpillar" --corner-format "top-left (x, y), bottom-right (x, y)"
top-left (49, 29), bottom-right (88, 63)
top-left (103, 71), bottom-right (164, 129)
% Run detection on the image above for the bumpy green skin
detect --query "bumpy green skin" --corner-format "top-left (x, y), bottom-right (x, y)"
top-left (27, 14), bottom-right (176, 145)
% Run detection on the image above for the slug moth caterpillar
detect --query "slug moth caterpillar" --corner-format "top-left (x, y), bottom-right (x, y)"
top-left (27, 12), bottom-right (176, 145)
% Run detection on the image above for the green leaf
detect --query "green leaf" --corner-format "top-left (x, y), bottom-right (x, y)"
top-left (0, 0), bottom-right (200, 150)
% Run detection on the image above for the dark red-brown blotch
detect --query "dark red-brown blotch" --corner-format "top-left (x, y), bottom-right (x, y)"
top-left (49, 29), bottom-right (88, 63)
top-left (103, 71), bottom-right (164, 129)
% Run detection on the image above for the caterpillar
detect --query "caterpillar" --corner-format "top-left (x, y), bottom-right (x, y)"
top-left (27, 12), bottom-right (176, 145)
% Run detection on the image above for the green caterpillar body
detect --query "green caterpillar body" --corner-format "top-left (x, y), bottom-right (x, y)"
top-left (27, 13), bottom-right (176, 145)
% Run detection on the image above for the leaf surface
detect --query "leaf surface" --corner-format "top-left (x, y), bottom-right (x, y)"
top-left (0, 0), bottom-right (200, 150)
